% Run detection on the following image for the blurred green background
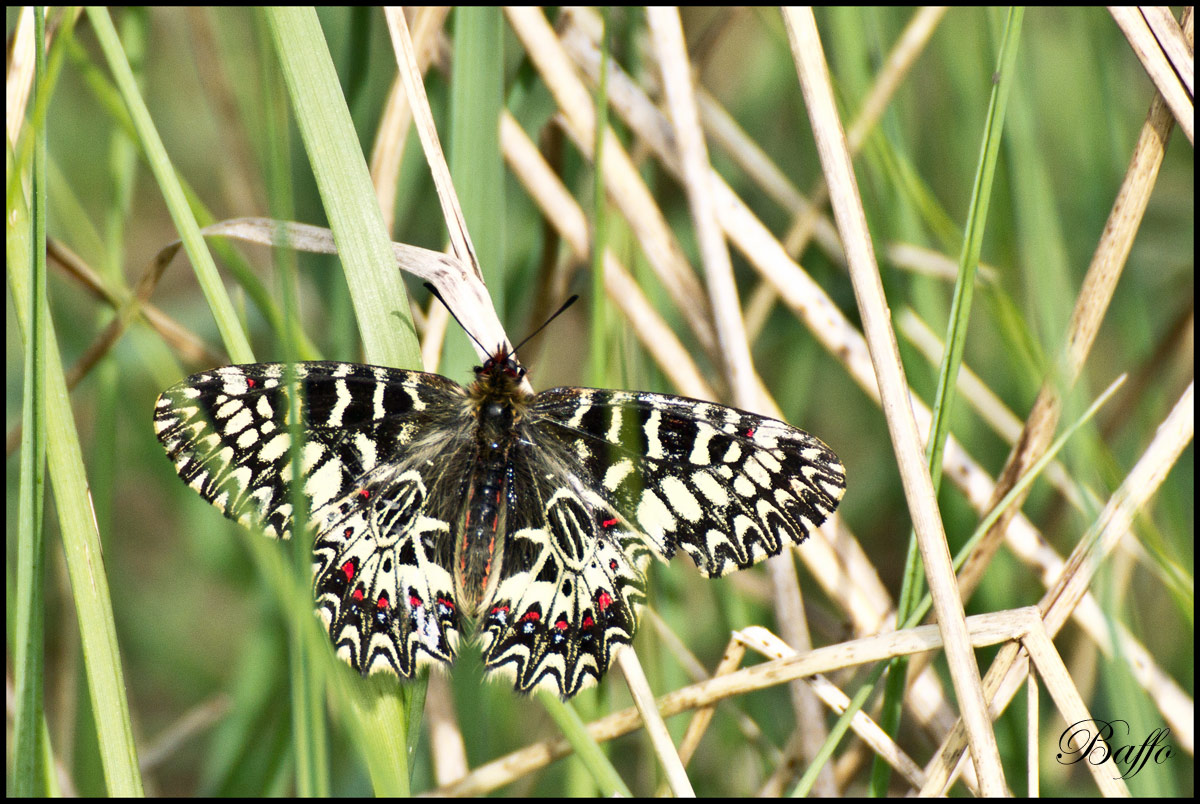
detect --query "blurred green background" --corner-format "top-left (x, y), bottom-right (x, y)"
top-left (7, 6), bottom-right (1192, 797)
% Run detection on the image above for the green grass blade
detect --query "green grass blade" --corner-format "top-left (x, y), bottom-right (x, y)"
top-left (12, 10), bottom-right (50, 794)
top-left (538, 692), bottom-right (632, 797)
top-left (7, 107), bottom-right (146, 804)
top-left (445, 6), bottom-right (506, 376)
top-left (264, 9), bottom-right (427, 794)
top-left (265, 7), bottom-right (419, 370)
top-left (88, 7), bottom-right (254, 364)
top-left (926, 6), bottom-right (1024, 491)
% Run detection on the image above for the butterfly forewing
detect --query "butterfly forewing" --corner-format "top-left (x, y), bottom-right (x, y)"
top-left (530, 388), bottom-right (846, 576)
top-left (155, 357), bottom-right (846, 698)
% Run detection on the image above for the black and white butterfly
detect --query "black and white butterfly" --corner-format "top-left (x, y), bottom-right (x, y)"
top-left (154, 319), bottom-right (845, 697)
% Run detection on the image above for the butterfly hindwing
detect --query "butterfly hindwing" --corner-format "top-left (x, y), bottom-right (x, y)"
top-left (477, 434), bottom-right (652, 696)
top-left (311, 463), bottom-right (463, 677)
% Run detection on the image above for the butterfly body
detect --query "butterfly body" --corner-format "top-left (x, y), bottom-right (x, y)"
top-left (457, 351), bottom-right (528, 612)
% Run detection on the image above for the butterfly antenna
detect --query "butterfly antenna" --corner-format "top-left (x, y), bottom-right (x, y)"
top-left (425, 282), bottom-right (578, 360)
top-left (511, 294), bottom-right (579, 356)
top-left (424, 282), bottom-right (492, 356)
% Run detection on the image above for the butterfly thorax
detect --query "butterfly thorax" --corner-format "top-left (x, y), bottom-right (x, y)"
top-left (456, 351), bottom-right (532, 612)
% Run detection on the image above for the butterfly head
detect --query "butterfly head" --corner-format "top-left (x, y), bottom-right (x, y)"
top-left (469, 347), bottom-right (532, 412)
top-left (476, 348), bottom-right (526, 383)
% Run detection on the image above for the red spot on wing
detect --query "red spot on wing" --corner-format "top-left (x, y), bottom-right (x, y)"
top-left (601, 517), bottom-right (618, 529)
top-left (358, 489), bottom-right (371, 499)
top-left (246, 378), bottom-right (257, 388)
top-left (597, 591), bottom-right (613, 611)
top-left (582, 615), bottom-right (595, 628)
top-left (554, 619), bottom-right (569, 631)
top-left (341, 560), bottom-right (356, 581)
top-left (745, 426), bottom-right (756, 438)
top-left (409, 595), bottom-right (422, 608)
top-left (519, 610), bottom-right (541, 623)
top-left (352, 587), bottom-right (364, 602)
top-left (377, 594), bottom-right (389, 610)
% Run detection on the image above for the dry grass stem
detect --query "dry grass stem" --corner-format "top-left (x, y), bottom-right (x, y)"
top-left (369, 7), bottom-right (449, 230)
top-left (737, 626), bottom-right (926, 789)
top-left (1022, 624), bottom-right (1129, 796)
top-left (437, 607), bottom-right (1042, 795)
top-left (782, 7), bottom-right (1006, 793)
top-left (6, 6), bottom-right (36, 145)
top-left (498, 111), bottom-right (716, 399)
top-left (425, 673), bottom-right (469, 787)
top-left (922, 382), bottom-right (1194, 793)
top-left (647, 7), bottom-right (755, 409)
top-left (382, 6), bottom-right (519, 386)
top-left (1109, 7), bottom-right (1194, 144)
top-left (673, 634), bottom-right (748, 767)
top-left (384, 8), bottom-right (478, 278)
top-left (781, 6), bottom-right (948, 263)
top-left (49, 238), bottom-right (220, 364)
top-left (1026, 672), bottom-right (1039, 796)
top-left (505, 7), bottom-right (718, 360)
top-left (616, 647), bottom-right (695, 796)
top-left (958, 14), bottom-right (1188, 614)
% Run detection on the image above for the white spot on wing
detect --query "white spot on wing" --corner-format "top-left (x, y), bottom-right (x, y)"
top-left (636, 490), bottom-right (675, 540)
top-left (743, 457), bottom-right (771, 488)
top-left (692, 471), bottom-right (730, 508)
top-left (733, 474), bottom-right (755, 498)
top-left (222, 405), bottom-right (253, 436)
top-left (372, 369), bottom-right (389, 416)
top-left (566, 394), bottom-right (591, 428)
top-left (330, 378), bottom-right (351, 426)
top-left (305, 457), bottom-right (344, 508)
top-left (660, 476), bottom-right (703, 522)
top-left (644, 410), bottom-right (665, 459)
top-left (756, 450), bottom-right (782, 474)
top-left (354, 431), bottom-right (378, 471)
top-left (689, 423), bottom-right (715, 465)
top-left (228, 465), bottom-right (253, 495)
top-left (603, 458), bottom-right (634, 491)
top-left (302, 441), bottom-right (325, 473)
top-left (605, 405), bottom-right (623, 443)
top-left (258, 432), bottom-right (291, 463)
top-left (235, 428), bottom-right (259, 451)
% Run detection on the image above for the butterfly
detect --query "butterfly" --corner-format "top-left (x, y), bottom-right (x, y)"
top-left (154, 304), bottom-right (845, 698)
